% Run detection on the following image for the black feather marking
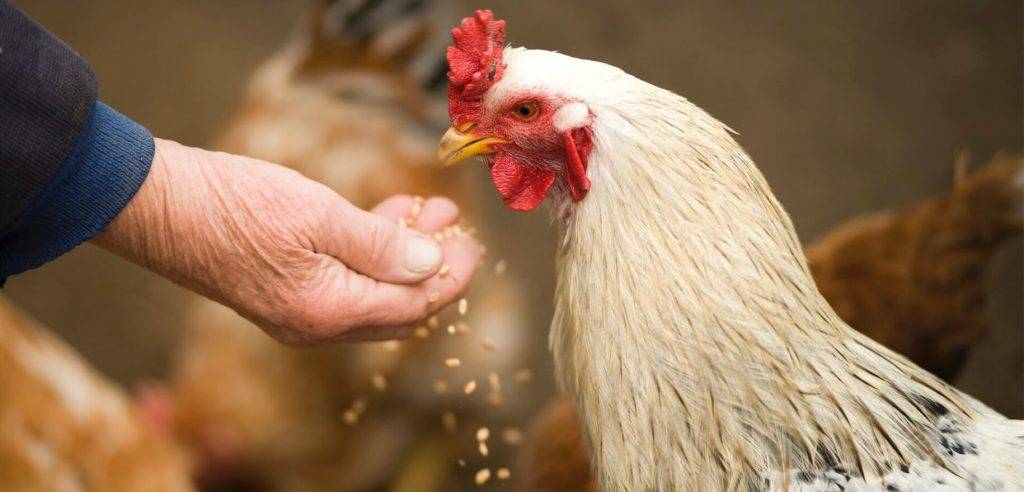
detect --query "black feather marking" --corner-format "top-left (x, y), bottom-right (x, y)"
top-left (815, 443), bottom-right (839, 469)
top-left (913, 395), bottom-right (950, 417)
top-left (795, 471), bottom-right (815, 483)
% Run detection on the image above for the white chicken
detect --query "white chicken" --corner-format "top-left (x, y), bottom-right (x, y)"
top-left (438, 10), bottom-right (1024, 491)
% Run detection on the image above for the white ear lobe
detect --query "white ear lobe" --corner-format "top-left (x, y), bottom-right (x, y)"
top-left (553, 102), bottom-right (590, 132)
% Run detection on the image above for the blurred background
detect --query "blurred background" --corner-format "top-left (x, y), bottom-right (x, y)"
top-left (3, 1), bottom-right (1022, 490)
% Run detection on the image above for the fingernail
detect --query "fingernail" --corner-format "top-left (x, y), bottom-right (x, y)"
top-left (405, 235), bottom-right (442, 274)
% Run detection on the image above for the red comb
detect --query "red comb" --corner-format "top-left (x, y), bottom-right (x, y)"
top-left (446, 10), bottom-right (506, 127)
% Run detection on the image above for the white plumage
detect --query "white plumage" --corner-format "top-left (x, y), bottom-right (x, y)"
top-left (484, 47), bottom-right (1024, 490)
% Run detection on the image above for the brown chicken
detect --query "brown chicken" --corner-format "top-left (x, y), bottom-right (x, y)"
top-left (517, 155), bottom-right (1024, 491)
top-left (808, 154), bottom-right (1024, 380)
top-left (166, 1), bottom-right (536, 490)
top-left (0, 295), bottom-right (191, 491)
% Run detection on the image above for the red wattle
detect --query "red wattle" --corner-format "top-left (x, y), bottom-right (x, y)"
top-left (563, 128), bottom-right (593, 202)
top-left (490, 155), bottom-right (556, 211)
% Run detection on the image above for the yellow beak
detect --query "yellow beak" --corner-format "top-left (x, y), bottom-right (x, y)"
top-left (437, 123), bottom-right (509, 167)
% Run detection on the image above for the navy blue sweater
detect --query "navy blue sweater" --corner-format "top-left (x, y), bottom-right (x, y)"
top-left (0, 2), bottom-right (153, 283)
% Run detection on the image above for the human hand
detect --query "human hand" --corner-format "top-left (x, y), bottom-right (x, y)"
top-left (94, 139), bottom-right (481, 345)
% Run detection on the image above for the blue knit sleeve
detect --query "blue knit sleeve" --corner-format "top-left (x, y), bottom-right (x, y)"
top-left (0, 101), bottom-right (154, 283)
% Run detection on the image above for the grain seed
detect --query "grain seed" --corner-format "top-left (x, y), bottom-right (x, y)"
top-left (342, 410), bottom-right (358, 425)
top-left (438, 264), bottom-right (451, 277)
top-left (478, 442), bottom-right (489, 457)
top-left (476, 427), bottom-right (490, 442)
top-left (481, 339), bottom-right (496, 351)
top-left (382, 340), bottom-right (399, 352)
top-left (410, 197), bottom-right (423, 218)
top-left (445, 358), bottom-right (461, 368)
top-left (414, 326), bottom-right (430, 339)
top-left (433, 379), bottom-right (448, 394)
top-left (458, 298), bottom-right (468, 315)
top-left (497, 468), bottom-right (511, 480)
top-left (488, 372), bottom-right (501, 392)
top-left (428, 291), bottom-right (440, 303)
top-left (442, 411), bottom-right (457, 431)
top-left (514, 369), bottom-right (533, 383)
top-left (371, 372), bottom-right (387, 391)
top-left (502, 427), bottom-right (524, 446)
top-left (352, 398), bottom-right (368, 414)
top-left (475, 468), bottom-right (491, 486)
top-left (487, 393), bottom-right (505, 408)
top-left (463, 380), bottom-right (477, 395)
top-left (494, 259), bottom-right (507, 275)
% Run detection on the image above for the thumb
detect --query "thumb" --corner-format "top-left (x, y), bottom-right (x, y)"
top-left (324, 200), bottom-right (443, 284)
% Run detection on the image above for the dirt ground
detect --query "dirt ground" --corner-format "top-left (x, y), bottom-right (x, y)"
top-left (6, 0), bottom-right (1022, 417)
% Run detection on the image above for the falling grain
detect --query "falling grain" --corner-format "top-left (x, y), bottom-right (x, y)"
top-left (414, 327), bottom-right (430, 339)
top-left (494, 259), bottom-right (507, 275)
top-left (447, 324), bottom-right (456, 335)
top-left (433, 379), bottom-right (448, 394)
top-left (487, 393), bottom-right (505, 408)
top-left (442, 411), bottom-right (458, 431)
top-left (502, 427), bottom-right (524, 446)
top-left (342, 410), bottom-right (359, 425)
top-left (481, 339), bottom-right (496, 351)
top-left (476, 427), bottom-right (490, 442)
top-left (427, 316), bottom-right (439, 329)
top-left (497, 468), bottom-right (510, 480)
top-left (478, 442), bottom-right (489, 457)
top-left (463, 380), bottom-right (477, 395)
top-left (488, 372), bottom-right (501, 392)
top-left (445, 358), bottom-right (461, 368)
top-left (371, 372), bottom-right (387, 392)
top-left (352, 398), bottom-right (368, 414)
top-left (458, 298), bottom-right (468, 315)
top-left (475, 468), bottom-right (491, 486)
top-left (514, 369), bottom-right (533, 383)
top-left (382, 340), bottom-right (399, 352)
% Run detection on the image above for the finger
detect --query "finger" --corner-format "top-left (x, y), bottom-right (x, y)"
top-left (329, 233), bottom-right (482, 340)
top-left (410, 197), bottom-right (460, 233)
top-left (370, 195), bottom-right (416, 220)
top-left (325, 200), bottom-right (445, 284)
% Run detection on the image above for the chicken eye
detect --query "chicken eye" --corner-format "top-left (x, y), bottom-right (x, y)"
top-left (511, 101), bottom-right (540, 120)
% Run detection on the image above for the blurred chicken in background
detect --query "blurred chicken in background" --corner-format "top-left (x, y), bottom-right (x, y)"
top-left (517, 155), bottom-right (1024, 492)
top-left (0, 296), bottom-right (191, 492)
top-left (808, 154), bottom-right (1024, 380)
top-left (165, 1), bottom-right (536, 490)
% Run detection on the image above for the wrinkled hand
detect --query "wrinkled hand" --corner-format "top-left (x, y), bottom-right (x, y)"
top-left (94, 139), bottom-right (481, 345)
